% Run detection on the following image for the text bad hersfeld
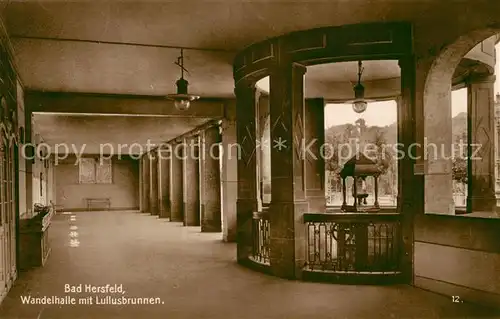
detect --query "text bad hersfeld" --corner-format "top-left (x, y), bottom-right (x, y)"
top-left (65, 284), bottom-right (124, 294)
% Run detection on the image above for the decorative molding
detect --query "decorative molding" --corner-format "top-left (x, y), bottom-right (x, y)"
top-left (233, 22), bottom-right (412, 84)
top-left (285, 33), bottom-right (327, 53)
top-left (251, 41), bottom-right (274, 63)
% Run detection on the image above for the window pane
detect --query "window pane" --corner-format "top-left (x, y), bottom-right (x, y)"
top-left (79, 158), bottom-right (96, 183)
top-left (96, 158), bottom-right (112, 184)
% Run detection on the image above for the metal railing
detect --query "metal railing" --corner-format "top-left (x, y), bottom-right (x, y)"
top-left (304, 213), bottom-right (401, 273)
top-left (251, 210), bottom-right (270, 265)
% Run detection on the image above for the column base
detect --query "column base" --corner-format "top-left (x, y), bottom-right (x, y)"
top-left (223, 231), bottom-right (236, 243)
top-left (467, 196), bottom-right (497, 213)
top-left (183, 202), bottom-right (200, 226)
top-left (201, 204), bottom-right (222, 232)
top-left (170, 200), bottom-right (183, 222)
top-left (201, 222), bottom-right (222, 233)
top-left (150, 206), bottom-right (159, 216)
top-left (269, 201), bottom-right (309, 280)
top-left (159, 210), bottom-right (171, 219)
top-left (236, 199), bottom-right (257, 263)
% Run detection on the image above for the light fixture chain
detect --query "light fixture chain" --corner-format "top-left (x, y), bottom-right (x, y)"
top-left (175, 48), bottom-right (189, 79)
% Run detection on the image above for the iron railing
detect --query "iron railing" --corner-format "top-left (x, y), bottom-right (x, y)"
top-left (251, 210), bottom-right (270, 265)
top-left (304, 213), bottom-right (401, 273)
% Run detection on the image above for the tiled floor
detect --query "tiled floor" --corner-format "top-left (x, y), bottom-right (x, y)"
top-left (0, 210), bottom-right (498, 319)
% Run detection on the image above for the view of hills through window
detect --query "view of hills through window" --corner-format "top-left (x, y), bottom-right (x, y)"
top-left (324, 101), bottom-right (398, 206)
top-left (324, 81), bottom-right (498, 207)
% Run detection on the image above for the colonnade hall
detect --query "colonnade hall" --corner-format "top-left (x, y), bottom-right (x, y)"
top-left (0, 1), bottom-right (499, 318)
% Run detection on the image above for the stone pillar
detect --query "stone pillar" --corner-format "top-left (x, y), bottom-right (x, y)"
top-left (258, 95), bottom-right (271, 205)
top-left (158, 147), bottom-right (171, 219)
top-left (269, 62), bottom-right (308, 279)
top-left (235, 81), bottom-right (259, 262)
top-left (170, 143), bottom-right (184, 222)
top-left (423, 71), bottom-right (454, 215)
top-left (200, 125), bottom-right (222, 232)
top-left (24, 112), bottom-right (33, 216)
top-left (221, 100), bottom-right (238, 242)
top-left (170, 142), bottom-right (183, 222)
top-left (305, 98), bottom-right (326, 212)
top-left (139, 156), bottom-right (143, 213)
top-left (466, 75), bottom-right (497, 212)
top-left (495, 93), bottom-right (500, 193)
top-left (198, 135), bottom-right (205, 224)
top-left (142, 154), bottom-right (150, 214)
top-left (496, 93), bottom-right (500, 193)
top-left (398, 57), bottom-right (419, 284)
top-left (149, 152), bottom-right (159, 215)
top-left (183, 136), bottom-right (200, 226)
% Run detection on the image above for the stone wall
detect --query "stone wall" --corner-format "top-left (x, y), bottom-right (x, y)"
top-left (55, 155), bottom-right (139, 211)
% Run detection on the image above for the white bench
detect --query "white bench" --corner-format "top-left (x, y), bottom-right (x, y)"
top-left (85, 198), bottom-right (111, 211)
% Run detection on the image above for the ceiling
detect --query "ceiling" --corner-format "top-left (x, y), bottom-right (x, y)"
top-left (3, 1), bottom-right (499, 151)
top-left (257, 60), bottom-right (402, 100)
top-left (3, 1), bottom-right (498, 98)
top-left (32, 113), bottom-right (211, 154)
top-left (306, 60), bottom-right (400, 82)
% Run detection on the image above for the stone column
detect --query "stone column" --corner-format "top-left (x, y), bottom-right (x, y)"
top-left (305, 98), bottom-right (326, 212)
top-left (24, 112), bottom-right (33, 216)
top-left (466, 75), bottom-right (497, 212)
top-left (221, 100), bottom-right (238, 242)
top-left (495, 93), bottom-right (500, 193)
top-left (200, 125), bottom-right (222, 232)
top-left (258, 94), bottom-right (271, 205)
top-left (158, 147), bottom-right (171, 219)
top-left (198, 135), bottom-right (205, 224)
top-left (269, 62), bottom-right (309, 279)
top-left (235, 81), bottom-right (259, 262)
top-left (139, 156), bottom-right (143, 213)
top-left (170, 142), bottom-right (184, 222)
top-left (142, 154), bottom-right (150, 214)
top-left (398, 57), bottom-right (419, 284)
top-left (422, 72), bottom-right (454, 215)
top-left (183, 136), bottom-right (200, 226)
top-left (149, 151), bottom-right (159, 215)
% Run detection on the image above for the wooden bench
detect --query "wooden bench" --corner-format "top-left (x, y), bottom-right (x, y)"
top-left (85, 198), bottom-right (111, 211)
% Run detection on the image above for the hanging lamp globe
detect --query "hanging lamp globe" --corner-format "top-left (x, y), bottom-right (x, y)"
top-left (345, 60), bottom-right (370, 114)
top-left (166, 49), bottom-right (200, 111)
top-left (167, 78), bottom-right (200, 111)
top-left (352, 81), bottom-right (367, 113)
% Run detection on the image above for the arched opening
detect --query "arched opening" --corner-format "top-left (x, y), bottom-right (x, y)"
top-left (415, 26), bottom-right (500, 309)
top-left (423, 28), bottom-right (500, 217)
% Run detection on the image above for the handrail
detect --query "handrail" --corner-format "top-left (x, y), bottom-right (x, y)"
top-left (304, 212), bottom-right (400, 223)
